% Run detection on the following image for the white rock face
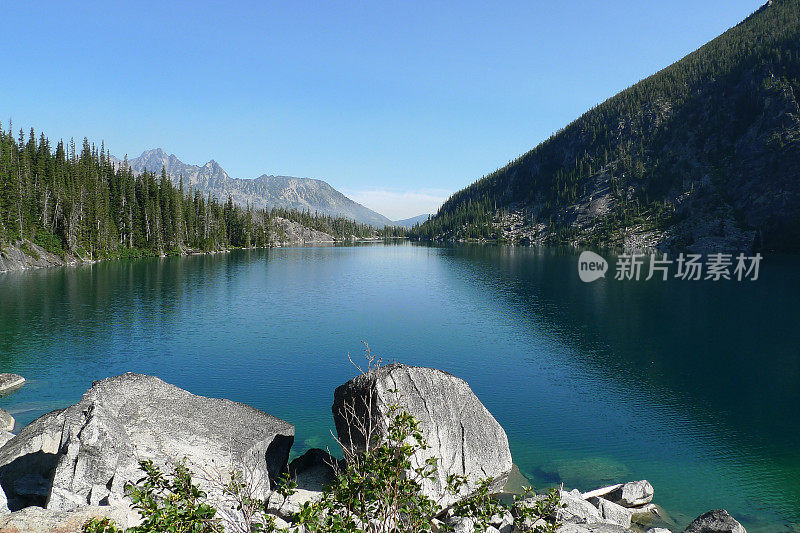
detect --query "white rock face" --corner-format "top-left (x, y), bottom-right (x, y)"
top-left (332, 364), bottom-right (513, 508)
top-left (0, 374), bottom-right (294, 516)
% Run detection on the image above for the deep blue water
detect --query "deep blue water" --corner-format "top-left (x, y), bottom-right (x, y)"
top-left (0, 243), bottom-right (798, 531)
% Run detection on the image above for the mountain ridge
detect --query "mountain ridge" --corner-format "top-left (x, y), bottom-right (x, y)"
top-left (112, 149), bottom-right (393, 227)
top-left (415, 0), bottom-right (800, 251)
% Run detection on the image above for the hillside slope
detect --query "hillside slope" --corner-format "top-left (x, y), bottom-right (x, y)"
top-left (416, 0), bottom-right (800, 251)
top-left (116, 149), bottom-right (393, 227)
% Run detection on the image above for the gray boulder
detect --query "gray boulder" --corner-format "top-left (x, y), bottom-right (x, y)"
top-left (0, 410), bottom-right (14, 432)
top-left (0, 503), bottom-right (140, 532)
top-left (47, 373), bottom-right (294, 511)
top-left (684, 510), bottom-right (746, 533)
top-left (588, 497), bottom-right (632, 528)
top-left (0, 409), bottom-right (67, 512)
top-left (0, 374), bottom-right (25, 396)
top-left (0, 374), bottom-right (294, 516)
top-left (558, 489), bottom-right (603, 524)
top-left (332, 364), bottom-right (512, 508)
top-left (603, 480), bottom-right (654, 508)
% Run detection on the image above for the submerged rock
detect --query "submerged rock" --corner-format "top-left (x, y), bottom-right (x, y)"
top-left (0, 374), bottom-right (294, 516)
top-left (0, 375), bottom-right (25, 397)
top-left (684, 510), bottom-right (746, 533)
top-left (332, 364), bottom-right (512, 508)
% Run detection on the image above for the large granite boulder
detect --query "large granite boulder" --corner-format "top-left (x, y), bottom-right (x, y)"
top-left (0, 374), bottom-right (294, 516)
top-left (684, 510), bottom-right (746, 533)
top-left (332, 364), bottom-right (512, 508)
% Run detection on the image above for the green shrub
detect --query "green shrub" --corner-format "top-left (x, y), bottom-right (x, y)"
top-left (85, 409), bottom-right (560, 533)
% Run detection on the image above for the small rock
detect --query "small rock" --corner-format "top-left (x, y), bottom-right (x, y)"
top-left (684, 510), bottom-right (746, 533)
top-left (450, 517), bottom-right (477, 533)
top-left (559, 489), bottom-right (603, 524)
top-left (0, 374), bottom-right (25, 396)
top-left (646, 529), bottom-right (672, 533)
top-left (266, 488), bottom-right (323, 519)
top-left (588, 497), bottom-right (632, 528)
top-left (603, 480), bottom-right (654, 507)
top-left (0, 410), bottom-right (13, 432)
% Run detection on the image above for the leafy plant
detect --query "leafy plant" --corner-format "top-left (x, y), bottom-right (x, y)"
top-left (124, 459), bottom-right (222, 533)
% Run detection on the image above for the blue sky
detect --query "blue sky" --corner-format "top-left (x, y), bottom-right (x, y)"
top-left (1, 1), bottom-right (764, 219)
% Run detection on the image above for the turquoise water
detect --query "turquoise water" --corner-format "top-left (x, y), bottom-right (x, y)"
top-left (0, 244), bottom-right (798, 531)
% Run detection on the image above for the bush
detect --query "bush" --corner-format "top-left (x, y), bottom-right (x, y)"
top-left (85, 405), bottom-right (560, 533)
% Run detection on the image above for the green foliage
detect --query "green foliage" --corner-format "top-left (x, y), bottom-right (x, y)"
top-left (125, 459), bottom-right (222, 533)
top-left (292, 404), bottom-right (441, 533)
top-left (82, 517), bottom-right (123, 533)
top-left (512, 487), bottom-right (565, 533)
top-left (0, 128), bottom-right (404, 259)
top-left (84, 412), bottom-right (561, 533)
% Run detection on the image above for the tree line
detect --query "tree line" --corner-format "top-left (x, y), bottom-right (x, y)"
top-left (0, 125), bottom-right (403, 260)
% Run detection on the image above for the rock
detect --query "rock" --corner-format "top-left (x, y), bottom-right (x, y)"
top-left (558, 524), bottom-right (635, 533)
top-left (684, 510), bottom-right (746, 533)
top-left (646, 529), bottom-right (672, 533)
top-left (558, 489), bottom-right (603, 524)
top-left (288, 448), bottom-right (341, 491)
top-left (0, 503), bottom-right (140, 532)
top-left (266, 488), bottom-right (323, 519)
top-left (581, 484), bottom-right (623, 500)
top-left (588, 497), bottom-right (632, 528)
top-left (489, 510), bottom-right (514, 533)
top-left (631, 503), bottom-right (665, 525)
top-left (603, 480), bottom-right (654, 508)
top-left (0, 374), bottom-right (294, 516)
top-left (0, 411), bottom-right (13, 432)
top-left (0, 375), bottom-right (24, 396)
top-left (332, 364), bottom-right (512, 508)
top-left (0, 409), bottom-right (68, 512)
top-left (450, 517), bottom-right (477, 533)
top-left (45, 374), bottom-right (294, 512)
top-left (0, 432), bottom-right (13, 449)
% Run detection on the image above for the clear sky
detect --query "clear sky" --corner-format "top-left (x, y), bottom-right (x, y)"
top-left (1, 1), bottom-right (764, 220)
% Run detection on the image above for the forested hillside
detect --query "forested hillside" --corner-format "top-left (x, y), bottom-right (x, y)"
top-left (0, 126), bottom-right (398, 266)
top-left (413, 0), bottom-right (800, 251)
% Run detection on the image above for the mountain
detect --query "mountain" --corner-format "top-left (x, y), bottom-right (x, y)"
top-left (394, 214), bottom-right (431, 228)
top-left (416, 0), bottom-right (800, 251)
top-left (113, 149), bottom-right (393, 227)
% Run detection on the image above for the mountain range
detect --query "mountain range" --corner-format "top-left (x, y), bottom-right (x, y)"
top-left (111, 149), bottom-right (394, 227)
top-left (417, 0), bottom-right (800, 251)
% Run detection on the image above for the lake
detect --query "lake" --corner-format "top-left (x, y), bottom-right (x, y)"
top-left (0, 243), bottom-right (798, 531)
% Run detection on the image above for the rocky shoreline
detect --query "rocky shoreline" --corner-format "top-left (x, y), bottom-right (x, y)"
top-left (0, 367), bottom-right (747, 533)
